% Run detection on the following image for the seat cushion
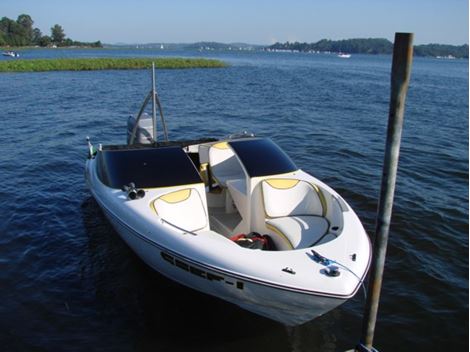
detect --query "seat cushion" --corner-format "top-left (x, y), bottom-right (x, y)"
top-left (153, 188), bottom-right (207, 232)
top-left (266, 216), bottom-right (329, 250)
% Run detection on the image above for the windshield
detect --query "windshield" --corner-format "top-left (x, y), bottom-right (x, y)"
top-left (96, 146), bottom-right (202, 189)
top-left (229, 138), bottom-right (298, 177)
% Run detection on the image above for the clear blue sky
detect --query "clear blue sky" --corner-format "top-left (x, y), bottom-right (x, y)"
top-left (2, 0), bottom-right (468, 45)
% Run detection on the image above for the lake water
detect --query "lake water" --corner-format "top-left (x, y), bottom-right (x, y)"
top-left (0, 48), bottom-right (468, 351)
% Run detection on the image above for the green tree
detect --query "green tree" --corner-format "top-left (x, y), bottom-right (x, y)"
top-left (51, 24), bottom-right (65, 44)
top-left (0, 14), bottom-right (102, 48)
top-left (0, 17), bottom-right (16, 45)
top-left (17, 14), bottom-right (33, 43)
top-left (0, 17), bottom-right (28, 46)
top-left (32, 28), bottom-right (42, 44)
top-left (38, 35), bottom-right (51, 47)
top-left (0, 17), bottom-right (7, 44)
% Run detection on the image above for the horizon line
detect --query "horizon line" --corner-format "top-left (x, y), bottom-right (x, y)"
top-left (104, 39), bottom-right (469, 47)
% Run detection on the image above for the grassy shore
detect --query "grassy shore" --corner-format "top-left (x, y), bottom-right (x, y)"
top-left (0, 57), bottom-right (228, 72)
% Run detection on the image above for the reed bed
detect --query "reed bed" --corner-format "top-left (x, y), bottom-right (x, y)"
top-left (0, 57), bottom-right (228, 72)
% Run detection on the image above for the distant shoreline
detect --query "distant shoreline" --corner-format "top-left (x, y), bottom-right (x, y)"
top-left (105, 39), bottom-right (469, 58)
top-left (266, 39), bottom-right (469, 59)
top-left (0, 57), bottom-right (228, 72)
top-left (2, 38), bottom-right (468, 59)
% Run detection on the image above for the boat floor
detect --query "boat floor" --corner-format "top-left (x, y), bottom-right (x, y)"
top-left (208, 206), bottom-right (242, 237)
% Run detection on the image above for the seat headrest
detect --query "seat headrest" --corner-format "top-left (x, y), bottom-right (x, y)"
top-left (261, 179), bottom-right (325, 218)
top-left (211, 141), bottom-right (230, 150)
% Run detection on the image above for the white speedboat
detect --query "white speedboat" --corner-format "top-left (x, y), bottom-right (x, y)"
top-left (85, 66), bottom-right (371, 326)
top-left (2, 51), bottom-right (19, 57)
top-left (338, 53), bottom-right (351, 58)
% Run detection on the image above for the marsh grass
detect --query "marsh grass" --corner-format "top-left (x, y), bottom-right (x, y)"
top-left (0, 57), bottom-right (228, 72)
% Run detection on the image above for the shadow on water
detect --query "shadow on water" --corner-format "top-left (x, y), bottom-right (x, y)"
top-left (80, 197), bottom-right (344, 352)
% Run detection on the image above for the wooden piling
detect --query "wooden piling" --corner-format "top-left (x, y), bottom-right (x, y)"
top-left (358, 32), bottom-right (414, 351)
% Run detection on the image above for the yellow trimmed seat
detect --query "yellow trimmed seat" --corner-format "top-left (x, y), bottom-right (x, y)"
top-left (153, 188), bottom-right (208, 232)
top-left (261, 179), bottom-right (329, 250)
top-left (208, 142), bottom-right (244, 187)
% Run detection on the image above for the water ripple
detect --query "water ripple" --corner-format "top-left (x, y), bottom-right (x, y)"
top-left (0, 50), bottom-right (467, 352)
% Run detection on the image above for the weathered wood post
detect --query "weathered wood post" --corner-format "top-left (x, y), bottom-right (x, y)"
top-left (358, 32), bottom-right (414, 351)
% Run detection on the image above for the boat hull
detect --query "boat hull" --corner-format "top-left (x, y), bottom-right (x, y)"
top-left (97, 198), bottom-right (347, 325)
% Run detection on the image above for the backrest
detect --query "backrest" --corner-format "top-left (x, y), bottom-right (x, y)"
top-left (209, 142), bottom-right (233, 164)
top-left (208, 142), bottom-right (244, 185)
top-left (261, 179), bottom-right (325, 218)
top-left (153, 188), bottom-right (208, 232)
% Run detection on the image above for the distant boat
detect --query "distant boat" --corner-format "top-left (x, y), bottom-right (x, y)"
top-left (338, 53), bottom-right (351, 58)
top-left (436, 55), bottom-right (456, 60)
top-left (2, 51), bottom-right (19, 58)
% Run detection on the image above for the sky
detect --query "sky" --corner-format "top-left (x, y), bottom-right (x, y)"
top-left (2, 0), bottom-right (469, 45)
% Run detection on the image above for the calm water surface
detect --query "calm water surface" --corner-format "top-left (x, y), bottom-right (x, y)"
top-left (0, 49), bottom-right (468, 351)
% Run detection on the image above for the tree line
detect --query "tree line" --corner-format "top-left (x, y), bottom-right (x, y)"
top-left (268, 38), bottom-right (469, 58)
top-left (0, 14), bottom-right (102, 48)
